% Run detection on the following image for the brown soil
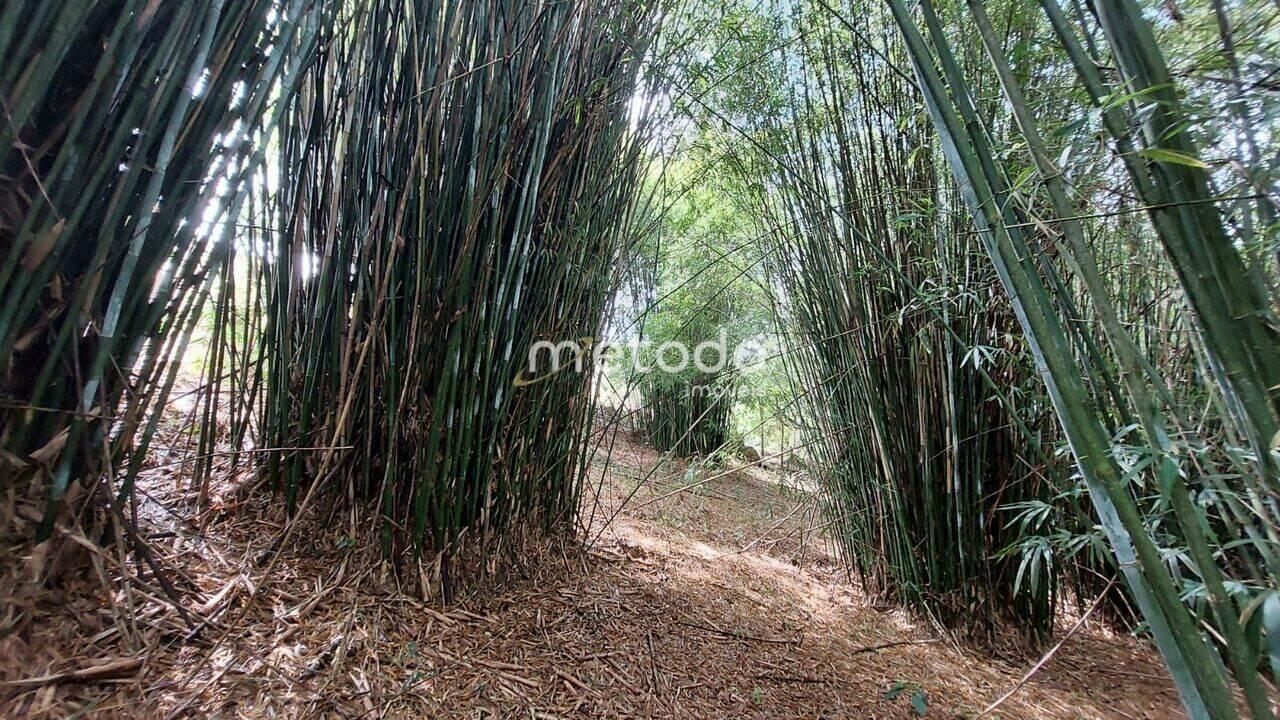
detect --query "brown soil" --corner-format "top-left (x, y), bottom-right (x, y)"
top-left (1, 427), bottom-right (1188, 719)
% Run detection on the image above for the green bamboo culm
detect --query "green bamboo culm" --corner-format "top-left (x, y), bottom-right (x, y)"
top-left (882, 0), bottom-right (1277, 716)
top-left (1073, 0), bottom-right (1280, 462)
top-left (248, 0), bottom-right (660, 583)
top-left (969, 2), bottom-right (1276, 717)
top-left (0, 1), bottom-right (322, 532)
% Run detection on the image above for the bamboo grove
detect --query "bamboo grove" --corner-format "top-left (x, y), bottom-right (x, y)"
top-left (674, 0), bottom-right (1280, 714)
top-left (3, 1), bottom-right (1280, 718)
top-left (626, 164), bottom-right (767, 457)
top-left (1, 0), bottom-right (662, 579)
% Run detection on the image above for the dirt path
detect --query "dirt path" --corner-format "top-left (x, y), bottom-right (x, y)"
top-left (2, 429), bottom-right (1186, 718)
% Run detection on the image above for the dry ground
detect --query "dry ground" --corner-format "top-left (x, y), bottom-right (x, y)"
top-left (1, 425), bottom-right (1189, 718)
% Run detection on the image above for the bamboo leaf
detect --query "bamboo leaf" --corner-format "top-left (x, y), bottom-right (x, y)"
top-left (1138, 148), bottom-right (1210, 170)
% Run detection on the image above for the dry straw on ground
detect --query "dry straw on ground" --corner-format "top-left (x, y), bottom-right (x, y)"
top-left (2, 424), bottom-right (1187, 718)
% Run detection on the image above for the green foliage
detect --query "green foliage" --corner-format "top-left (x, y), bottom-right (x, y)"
top-left (665, 1), bottom-right (1280, 714)
top-left (884, 681), bottom-right (929, 717)
top-left (623, 157), bottom-right (772, 455)
top-left (8, 5), bottom-right (1280, 716)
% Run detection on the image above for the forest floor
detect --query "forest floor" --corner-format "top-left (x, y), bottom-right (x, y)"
top-left (1, 420), bottom-right (1188, 718)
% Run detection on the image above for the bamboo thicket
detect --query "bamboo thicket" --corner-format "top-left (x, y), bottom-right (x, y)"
top-left (0, 1), bottom-right (321, 535)
top-left (242, 0), bottom-right (661, 577)
top-left (738, 3), bottom-right (1061, 639)
top-left (883, 0), bottom-right (1280, 715)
